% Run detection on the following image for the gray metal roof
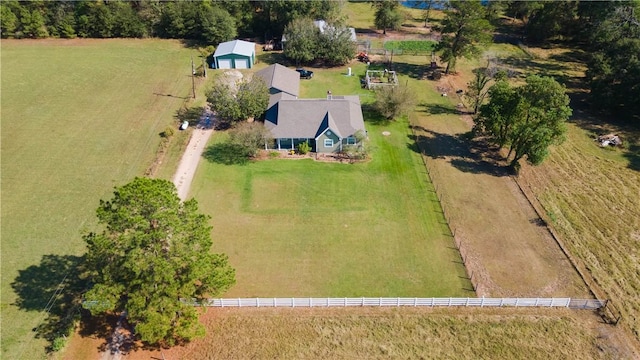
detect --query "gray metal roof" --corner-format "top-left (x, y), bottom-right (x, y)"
top-left (267, 91), bottom-right (297, 110)
top-left (213, 40), bottom-right (256, 57)
top-left (255, 64), bottom-right (300, 97)
top-left (265, 96), bottom-right (365, 139)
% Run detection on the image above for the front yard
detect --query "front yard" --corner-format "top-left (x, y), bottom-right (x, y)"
top-left (190, 117), bottom-right (473, 297)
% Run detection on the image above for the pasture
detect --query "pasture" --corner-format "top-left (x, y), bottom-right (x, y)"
top-left (65, 307), bottom-right (624, 360)
top-left (0, 39), bottom-right (198, 359)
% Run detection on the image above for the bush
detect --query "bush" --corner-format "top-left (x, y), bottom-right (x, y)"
top-left (160, 126), bottom-right (175, 138)
top-left (228, 122), bottom-right (272, 157)
top-left (373, 84), bottom-right (416, 120)
top-left (52, 336), bottom-right (66, 352)
top-left (297, 142), bottom-right (311, 155)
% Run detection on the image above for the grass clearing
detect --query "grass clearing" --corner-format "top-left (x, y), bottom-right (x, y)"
top-left (1, 39), bottom-right (198, 359)
top-left (384, 40), bottom-right (437, 54)
top-left (190, 117), bottom-right (472, 297)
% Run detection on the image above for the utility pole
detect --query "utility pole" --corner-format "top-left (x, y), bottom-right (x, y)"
top-left (202, 58), bottom-right (207, 78)
top-left (191, 56), bottom-right (196, 99)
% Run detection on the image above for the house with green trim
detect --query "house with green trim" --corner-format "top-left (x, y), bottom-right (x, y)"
top-left (258, 63), bottom-right (365, 153)
top-left (264, 95), bottom-right (365, 153)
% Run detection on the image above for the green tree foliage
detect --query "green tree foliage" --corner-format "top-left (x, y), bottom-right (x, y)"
top-left (373, 84), bottom-right (416, 120)
top-left (256, 0), bottom-right (344, 39)
top-left (228, 121), bottom-right (273, 157)
top-left (586, 4), bottom-right (640, 117)
top-left (317, 24), bottom-right (357, 66)
top-left (373, 0), bottom-right (404, 35)
top-left (283, 17), bottom-right (355, 66)
top-left (475, 76), bottom-right (572, 170)
top-left (485, 0), bottom-right (507, 25)
top-left (283, 17), bottom-right (319, 65)
top-left (0, 3), bottom-right (19, 38)
top-left (206, 75), bottom-right (269, 123)
top-left (236, 77), bottom-right (270, 121)
top-left (437, 1), bottom-right (493, 74)
top-left (82, 177), bottom-right (235, 346)
top-left (526, 1), bottom-right (578, 43)
top-left (465, 65), bottom-right (492, 114)
top-left (157, 2), bottom-right (236, 43)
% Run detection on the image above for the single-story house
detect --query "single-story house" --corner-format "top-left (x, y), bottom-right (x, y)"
top-left (264, 96), bottom-right (365, 153)
top-left (213, 40), bottom-right (256, 69)
top-left (254, 63), bottom-right (300, 97)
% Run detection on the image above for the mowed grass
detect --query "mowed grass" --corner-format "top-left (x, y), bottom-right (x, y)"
top-left (1, 39), bottom-right (197, 359)
top-left (148, 308), bottom-right (620, 360)
top-left (190, 119), bottom-right (472, 297)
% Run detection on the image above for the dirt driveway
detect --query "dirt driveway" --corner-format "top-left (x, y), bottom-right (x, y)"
top-left (172, 117), bottom-right (214, 201)
top-left (172, 70), bottom-right (243, 200)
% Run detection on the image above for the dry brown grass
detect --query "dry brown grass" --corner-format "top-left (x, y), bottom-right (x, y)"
top-left (518, 122), bottom-right (640, 339)
top-left (109, 307), bottom-right (628, 360)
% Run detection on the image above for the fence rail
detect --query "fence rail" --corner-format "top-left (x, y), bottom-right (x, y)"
top-left (187, 297), bottom-right (606, 310)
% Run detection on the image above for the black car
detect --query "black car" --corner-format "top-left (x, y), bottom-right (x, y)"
top-left (296, 68), bottom-right (313, 79)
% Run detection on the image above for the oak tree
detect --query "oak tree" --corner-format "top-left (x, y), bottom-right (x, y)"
top-left (206, 75), bottom-right (269, 124)
top-left (475, 76), bottom-right (571, 171)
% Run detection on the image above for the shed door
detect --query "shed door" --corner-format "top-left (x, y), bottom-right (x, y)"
top-left (217, 59), bottom-right (232, 69)
top-left (234, 58), bottom-right (249, 69)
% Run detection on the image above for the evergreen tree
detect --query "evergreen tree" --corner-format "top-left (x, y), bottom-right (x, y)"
top-left (373, 0), bottom-right (404, 35)
top-left (82, 178), bottom-right (235, 346)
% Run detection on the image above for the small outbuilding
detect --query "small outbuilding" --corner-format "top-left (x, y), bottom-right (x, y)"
top-left (213, 40), bottom-right (256, 69)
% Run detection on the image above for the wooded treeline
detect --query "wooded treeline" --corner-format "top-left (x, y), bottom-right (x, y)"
top-left (498, 1), bottom-right (640, 117)
top-left (0, 0), bottom-right (342, 43)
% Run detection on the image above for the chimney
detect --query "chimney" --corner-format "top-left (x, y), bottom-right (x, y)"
top-left (326, 90), bottom-right (332, 100)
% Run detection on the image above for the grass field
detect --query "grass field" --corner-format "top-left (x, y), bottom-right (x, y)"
top-left (519, 117), bottom-right (640, 339)
top-left (171, 308), bottom-right (622, 359)
top-left (190, 117), bottom-right (473, 297)
top-left (1, 39), bottom-right (198, 359)
top-left (70, 307), bottom-right (625, 360)
top-left (416, 35), bottom-right (639, 344)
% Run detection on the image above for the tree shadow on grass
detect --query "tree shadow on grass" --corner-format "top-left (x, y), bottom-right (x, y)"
top-left (203, 143), bottom-right (251, 165)
top-left (362, 105), bottom-right (392, 126)
top-left (257, 51), bottom-right (287, 66)
top-left (11, 254), bottom-right (89, 352)
top-left (408, 126), bottom-right (510, 177)
top-left (386, 61), bottom-right (429, 80)
top-left (175, 106), bottom-right (206, 127)
top-left (417, 102), bottom-right (460, 115)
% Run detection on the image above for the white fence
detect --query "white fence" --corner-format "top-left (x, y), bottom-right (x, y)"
top-left (188, 297), bottom-right (606, 310)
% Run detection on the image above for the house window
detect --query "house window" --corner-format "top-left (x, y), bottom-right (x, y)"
top-left (324, 139), bottom-right (333, 147)
top-left (346, 137), bottom-right (356, 145)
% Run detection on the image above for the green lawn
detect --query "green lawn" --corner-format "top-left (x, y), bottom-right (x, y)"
top-left (190, 118), bottom-right (472, 297)
top-left (0, 39), bottom-right (198, 359)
